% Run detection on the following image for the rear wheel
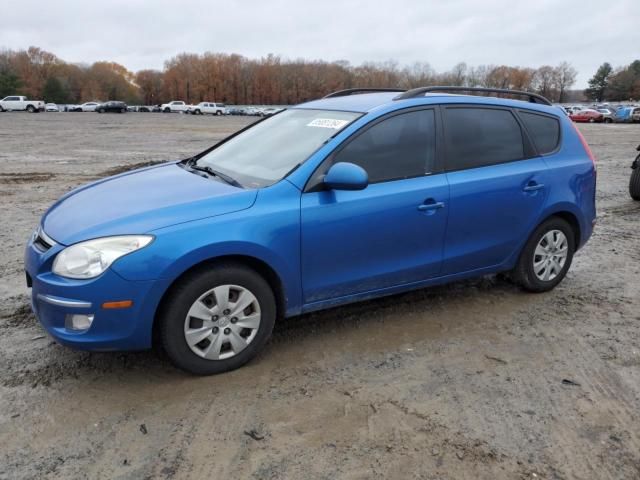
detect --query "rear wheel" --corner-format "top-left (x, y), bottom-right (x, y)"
top-left (159, 263), bottom-right (276, 375)
top-left (120, 108), bottom-right (126, 113)
top-left (512, 217), bottom-right (575, 292)
top-left (630, 164), bottom-right (640, 200)
top-left (97, 108), bottom-right (105, 113)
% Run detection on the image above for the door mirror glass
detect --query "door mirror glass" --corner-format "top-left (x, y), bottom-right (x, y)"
top-left (323, 162), bottom-right (368, 191)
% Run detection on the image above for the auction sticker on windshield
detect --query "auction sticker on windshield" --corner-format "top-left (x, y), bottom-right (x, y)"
top-left (307, 118), bottom-right (350, 129)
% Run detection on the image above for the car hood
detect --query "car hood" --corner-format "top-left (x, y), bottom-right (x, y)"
top-left (43, 163), bottom-right (257, 245)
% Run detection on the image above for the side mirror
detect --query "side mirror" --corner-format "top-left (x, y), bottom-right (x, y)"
top-left (323, 162), bottom-right (368, 191)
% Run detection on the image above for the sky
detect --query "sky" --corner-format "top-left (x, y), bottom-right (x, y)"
top-left (2, 0), bottom-right (639, 88)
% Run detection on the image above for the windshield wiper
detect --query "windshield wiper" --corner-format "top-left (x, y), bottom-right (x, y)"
top-left (188, 163), bottom-right (243, 188)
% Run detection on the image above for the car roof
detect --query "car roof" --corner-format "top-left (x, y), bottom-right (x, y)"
top-left (296, 91), bottom-right (560, 116)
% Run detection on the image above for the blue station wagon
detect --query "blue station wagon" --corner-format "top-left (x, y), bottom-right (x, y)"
top-left (25, 87), bottom-right (597, 374)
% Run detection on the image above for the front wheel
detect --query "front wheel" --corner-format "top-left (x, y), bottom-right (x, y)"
top-left (512, 217), bottom-right (575, 292)
top-left (630, 164), bottom-right (640, 200)
top-left (120, 108), bottom-right (126, 113)
top-left (159, 263), bottom-right (276, 375)
top-left (604, 118), bottom-right (612, 124)
top-left (26, 105), bottom-right (35, 113)
top-left (216, 110), bottom-right (222, 116)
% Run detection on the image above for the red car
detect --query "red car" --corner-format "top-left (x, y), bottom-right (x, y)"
top-left (569, 109), bottom-right (604, 123)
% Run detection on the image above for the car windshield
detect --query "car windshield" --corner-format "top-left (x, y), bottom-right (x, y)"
top-left (195, 108), bottom-right (361, 188)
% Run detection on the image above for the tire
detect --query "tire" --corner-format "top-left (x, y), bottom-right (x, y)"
top-left (164, 108), bottom-right (171, 113)
top-left (604, 118), bottom-right (612, 124)
top-left (120, 108), bottom-right (125, 113)
top-left (26, 105), bottom-right (35, 113)
top-left (195, 109), bottom-right (201, 115)
top-left (216, 110), bottom-right (222, 116)
top-left (630, 164), bottom-right (640, 201)
top-left (512, 217), bottom-right (575, 293)
top-left (589, 118), bottom-right (595, 123)
top-left (159, 263), bottom-right (276, 375)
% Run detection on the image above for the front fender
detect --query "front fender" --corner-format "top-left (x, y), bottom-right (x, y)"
top-left (110, 181), bottom-right (303, 316)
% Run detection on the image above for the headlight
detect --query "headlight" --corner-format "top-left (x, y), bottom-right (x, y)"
top-left (52, 235), bottom-right (153, 279)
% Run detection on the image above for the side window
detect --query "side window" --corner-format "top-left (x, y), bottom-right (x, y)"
top-left (519, 111), bottom-right (560, 154)
top-left (332, 109), bottom-right (436, 183)
top-left (444, 107), bottom-right (524, 171)
top-left (7, 96), bottom-right (18, 101)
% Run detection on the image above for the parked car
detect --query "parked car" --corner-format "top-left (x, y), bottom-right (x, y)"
top-left (96, 101), bottom-right (127, 113)
top-left (187, 102), bottom-right (226, 115)
top-left (261, 107), bottom-right (282, 117)
top-left (631, 144), bottom-right (640, 200)
top-left (569, 109), bottom-right (603, 123)
top-left (24, 87), bottom-right (596, 375)
top-left (563, 106), bottom-right (584, 115)
top-left (45, 103), bottom-right (60, 112)
top-left (596, 109), bottom-right (614, 123)
top-left (226, 106), bottom-right (244, 115)
top-left (0, 95), bottom-right (45, 112)
top-left (161, 101), bottom-right (189, 113)
top-left (245, 107), bottom-right (263, 116)
top-left (71, 102), bottom-right (102, 112)
top-left (138, 106), bottom-right (152, 113)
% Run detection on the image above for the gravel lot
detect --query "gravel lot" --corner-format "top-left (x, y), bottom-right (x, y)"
top-left (0, 112), bottom-right (639, 479)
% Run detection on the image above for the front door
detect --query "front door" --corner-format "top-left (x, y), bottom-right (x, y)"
top-left (300, 108), bottom-right (449, 304)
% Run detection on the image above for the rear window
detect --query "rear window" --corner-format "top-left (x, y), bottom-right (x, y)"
top-left (519, 111), bottom-right (560, 154)
top-left (444, 107), bottom-right (524, 171)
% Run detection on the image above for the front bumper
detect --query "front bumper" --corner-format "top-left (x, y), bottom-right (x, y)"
top-left (24, 235), bottom-right (166, 351)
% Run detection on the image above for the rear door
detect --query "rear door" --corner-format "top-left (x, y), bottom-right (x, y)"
top-left (300, 108), bottom-right (449, 304)
top-left (441, 105), bottom-right (550, 274)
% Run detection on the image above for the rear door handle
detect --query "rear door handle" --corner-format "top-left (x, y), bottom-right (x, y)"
top-left (417, 200), bottom-right (445, 211)
top-left (523, 182), bottom-right (545, 192)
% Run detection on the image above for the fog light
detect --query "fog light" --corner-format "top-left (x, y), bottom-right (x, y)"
top-left (65, 313), bottom-right (94, 331)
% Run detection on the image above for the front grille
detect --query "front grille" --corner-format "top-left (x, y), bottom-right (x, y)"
top-left (32, 227), bottom-right (56, 253)
top-left (33, 233), bottom-right (53, 252)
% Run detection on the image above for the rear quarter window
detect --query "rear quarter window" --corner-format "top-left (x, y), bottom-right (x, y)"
top-left (518, 111), bottom-right (561, 154)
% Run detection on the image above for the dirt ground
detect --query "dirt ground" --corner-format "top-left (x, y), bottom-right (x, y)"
top-left (0, 112), bottom-right (639, 480)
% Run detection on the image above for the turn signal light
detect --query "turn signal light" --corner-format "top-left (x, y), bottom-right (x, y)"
top-left (102, 300), bottom-right (133, 309)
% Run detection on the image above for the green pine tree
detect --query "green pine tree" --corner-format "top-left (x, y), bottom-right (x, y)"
top-left (585, 62), bottom-right (612, 102)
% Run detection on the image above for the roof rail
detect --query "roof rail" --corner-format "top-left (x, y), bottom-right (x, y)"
top-left (323, 88), bottom-right (406, 99)
top-left (393, 86), bottom-right (552, 106)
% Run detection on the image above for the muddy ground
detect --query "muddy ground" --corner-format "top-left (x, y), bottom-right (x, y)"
top-left (0, 112), bottom-right (639, 480)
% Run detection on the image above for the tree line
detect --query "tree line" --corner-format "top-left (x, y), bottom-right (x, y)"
top-left (586, 61), bottom-right (640, 102)
top-left (1, 46), bottom-right (631, 106)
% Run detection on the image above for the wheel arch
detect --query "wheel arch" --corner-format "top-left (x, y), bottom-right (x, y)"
top-left (151, 254), bottom-right (287, 346)
top-left (537, 210), bottom-right (581, 250)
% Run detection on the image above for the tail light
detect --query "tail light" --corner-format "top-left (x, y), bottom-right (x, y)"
top-left (571, 122), bottom-right (597, 170)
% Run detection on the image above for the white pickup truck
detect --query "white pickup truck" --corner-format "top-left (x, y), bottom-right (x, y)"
top-left (160, 100), bottom-right (189, 113)
top-left (0, 96), bottom-right (45, 112)
top-left (187, 102), bottom-right (227, 115)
